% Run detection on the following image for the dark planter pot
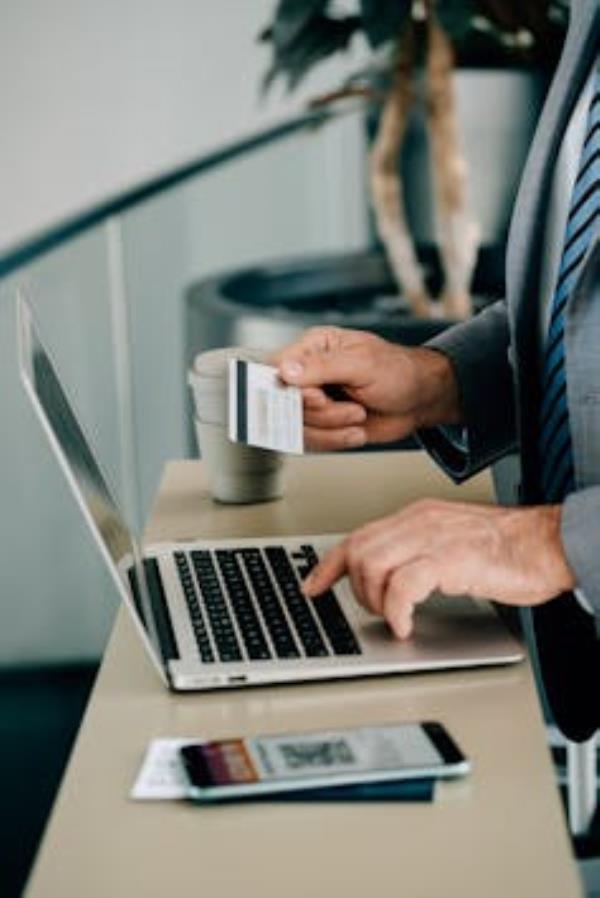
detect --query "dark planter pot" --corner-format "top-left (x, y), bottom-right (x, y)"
top-left (186, 244), bottom-right (503, 359)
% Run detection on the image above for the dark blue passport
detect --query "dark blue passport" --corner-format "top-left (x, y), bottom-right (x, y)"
top-left (273, 777), bottom-right (435, 802)
top-left (195, 778), bottom-right (435, 804)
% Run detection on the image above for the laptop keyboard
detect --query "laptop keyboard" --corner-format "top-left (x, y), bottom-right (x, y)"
top-left (173, 544), bottom-right (361, 664)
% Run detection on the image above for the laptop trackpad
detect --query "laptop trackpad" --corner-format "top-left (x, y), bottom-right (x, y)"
top-left (346, 591), bottom-right (522, 665)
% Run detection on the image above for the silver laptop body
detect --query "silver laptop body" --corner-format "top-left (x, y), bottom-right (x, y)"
top-left (18, 297), bottom-right (523, 691)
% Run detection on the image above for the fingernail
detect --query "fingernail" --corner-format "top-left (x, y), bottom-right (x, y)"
top-left (281, 361), bottom-right (303, 381)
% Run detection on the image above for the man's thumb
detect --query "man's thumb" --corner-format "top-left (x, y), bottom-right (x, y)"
top-left (279, 360), bottom-right (306, 383)
top-left (278, 352), bottom-right (359, 389)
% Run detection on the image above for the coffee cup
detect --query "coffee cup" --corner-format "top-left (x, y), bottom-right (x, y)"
top-left (188, 347), bottom-right (285, 504)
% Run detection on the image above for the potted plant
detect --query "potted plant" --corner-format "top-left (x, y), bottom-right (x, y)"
top-left (260, 0), bottom-right (567, 319)
top-left (185, 0), bottom-right (568, 431)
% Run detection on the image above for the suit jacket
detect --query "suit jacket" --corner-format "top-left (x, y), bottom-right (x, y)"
top-left (421, 0), bottom-right (600, 741)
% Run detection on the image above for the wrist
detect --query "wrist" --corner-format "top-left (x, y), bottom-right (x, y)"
top-left (410, 348), bottom-right (462, 430)
top-left (503, 504), bottom-right (576, 600)
top-left (540, 504), bottom-right (577, 594)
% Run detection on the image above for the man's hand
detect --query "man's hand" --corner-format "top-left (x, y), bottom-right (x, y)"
top-left (304, 500), bottom-right (575, 639)
top-left (273, 326), bottom-right (461, 450)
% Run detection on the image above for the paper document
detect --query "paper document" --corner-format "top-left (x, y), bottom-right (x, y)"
top-left (131, 738), bottom-right (196, 800)
top-left (228, 359), bottom-right (303, 454)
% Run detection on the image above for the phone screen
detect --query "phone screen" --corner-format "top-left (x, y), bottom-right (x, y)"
top-left (181, 722), bottom-right (467, 797)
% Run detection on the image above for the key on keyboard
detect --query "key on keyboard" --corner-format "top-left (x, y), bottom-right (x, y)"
top-left (300, 546), bottom-right (362, 656)
top-left (264, 547), bottom-right (330, 657)
top-left (174, 552), bottom-right (215, 662)
top-left (215, 551), bottom-right (272, 660)
top-left (190, 551), bottom-right (242, 662)
top-left (238, 549), bottom-right (300, 659)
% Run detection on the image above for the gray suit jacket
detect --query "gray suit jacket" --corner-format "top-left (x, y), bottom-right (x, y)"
top-left (424, 0), bottom-right (599, 609)
top-left (420, 0), bottom-right (599, 738)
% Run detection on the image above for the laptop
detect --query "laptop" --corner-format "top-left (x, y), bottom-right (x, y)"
top-left (18, 296), bottom-right (523, 691)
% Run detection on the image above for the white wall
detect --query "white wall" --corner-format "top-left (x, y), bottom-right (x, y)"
top-left (0, 0), bottom-right (366, 254)
top-left (0, 1), bottom-right (369, 665)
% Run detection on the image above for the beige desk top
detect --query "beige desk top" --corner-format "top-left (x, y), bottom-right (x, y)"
top-left (26, 452), bottom-right (581, 898)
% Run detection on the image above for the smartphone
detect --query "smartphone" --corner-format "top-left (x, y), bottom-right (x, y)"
top-left (180, 721), bottom-right (469, 802)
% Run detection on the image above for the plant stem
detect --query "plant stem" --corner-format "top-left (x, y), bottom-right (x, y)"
top-left (369, 21), bottom-right (432, 318)
top-left (425, 2), bottom-right (480, 319)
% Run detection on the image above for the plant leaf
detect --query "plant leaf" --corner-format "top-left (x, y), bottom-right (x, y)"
top-left (262, 13), bottom-right (361, 92)
top-left (266, 0), bottom-right (329, 50)
top-left (359, 0), bottom-right (412, 48)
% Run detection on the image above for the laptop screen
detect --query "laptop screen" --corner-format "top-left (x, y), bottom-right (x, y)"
top-left (17, 297), bottom-right (167, 680)
top-left (24, 310), bottom-right (135, 568)
top-left (18, 297), bottom-right (171, 662)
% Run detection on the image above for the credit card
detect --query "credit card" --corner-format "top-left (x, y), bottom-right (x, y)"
top-left (228, 359), bottom-right (304, 454)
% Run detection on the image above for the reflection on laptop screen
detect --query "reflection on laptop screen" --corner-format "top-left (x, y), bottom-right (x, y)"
top-left (27, 311), bottom-right (134, 568)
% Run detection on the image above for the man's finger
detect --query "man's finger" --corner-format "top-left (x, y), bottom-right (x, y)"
top-left (302, 387), bottom-right (328, 410)
top-left (303, 542), bottom-right (348, 597)
top-left (305, 401), bottom-right (366, 430)
top-left (382, 560), bottom-right (438, 640)
top-left (363, 413), bottom-right (413, 445)
top-left (304, 425), bottom-right (366, 452)
top-left (361, 561), bottom-right (392, 616)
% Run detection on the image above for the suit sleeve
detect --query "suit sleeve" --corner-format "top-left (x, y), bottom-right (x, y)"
top-left (416, 300), bottom-right (518, 482)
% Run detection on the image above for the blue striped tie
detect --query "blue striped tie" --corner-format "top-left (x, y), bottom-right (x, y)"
top-left (539, 66), bottom-right (600, 503)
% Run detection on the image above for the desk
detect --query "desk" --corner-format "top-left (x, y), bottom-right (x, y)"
top-left (26, 452), bottom-right (581, 897)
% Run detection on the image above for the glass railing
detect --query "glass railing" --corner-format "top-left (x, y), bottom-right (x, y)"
top-left (0, 104), bottom-right (370, 665)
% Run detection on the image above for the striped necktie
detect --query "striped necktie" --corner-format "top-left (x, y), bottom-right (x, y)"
top-left (538, 64), bottom-right (599, 503)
